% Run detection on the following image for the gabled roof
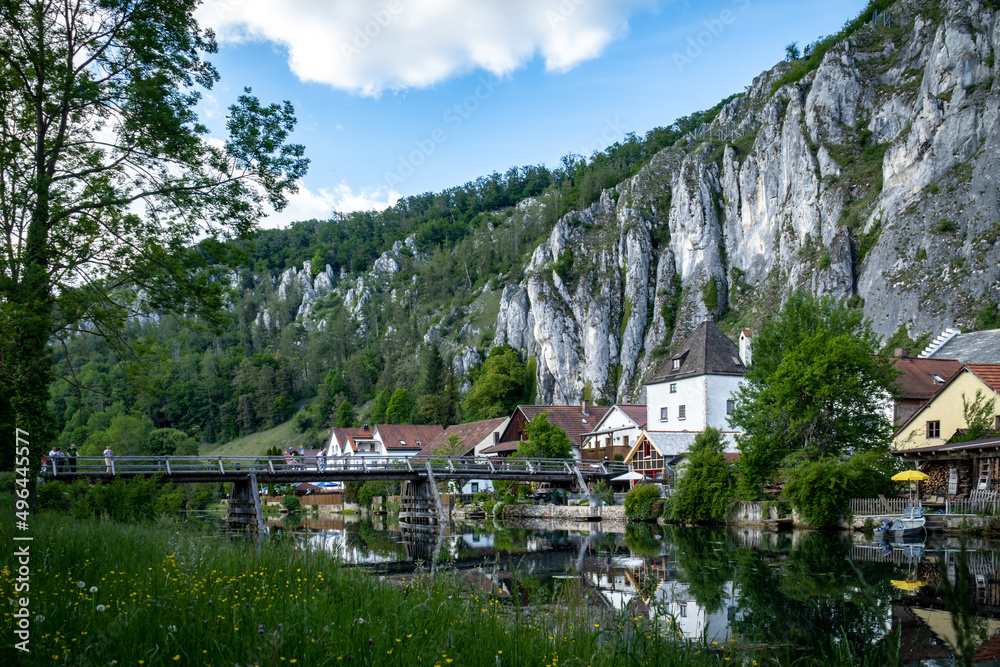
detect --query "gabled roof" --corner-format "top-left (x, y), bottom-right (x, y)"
top-left (647, 321), bottom-right (746, 384)
top-left (514, 404), bottom-right (612, 442)
top-left (923, 328), bottom-right (1000, 364)
top-left (374, 424), bottom-right (444, 451)
top-left (968, 364), bottom-right (1000, 393)
top-left (891, 356), bottom-right (963, 400)
top-left (330, 427), bottom-right (373, 452)
top-left (617, 404), bottom-right (648, 429)
top-left (416, 418), bottom-right (508, 457)
top-left (586, 404), bottom-right (647, 435)
top-left (894, 364), bottom-right (1000, 436)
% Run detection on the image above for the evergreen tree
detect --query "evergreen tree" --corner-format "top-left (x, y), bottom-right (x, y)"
top-left (385, 389), bottom-right (414, 425)
top-left (368, 388), bottom-right (393, 424)
top-left (335, 400), bottom-right (358, 428)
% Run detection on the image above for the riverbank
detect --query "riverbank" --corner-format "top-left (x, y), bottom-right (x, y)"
top-left (1, 509), bottom-right (907, 666)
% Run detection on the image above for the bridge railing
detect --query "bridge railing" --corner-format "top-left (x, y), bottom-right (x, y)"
top-left (40, 455), bottom-right (630, 478)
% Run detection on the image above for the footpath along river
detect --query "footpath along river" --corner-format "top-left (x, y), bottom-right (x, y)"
top-left (251, 512), bottom-right (1000, 662)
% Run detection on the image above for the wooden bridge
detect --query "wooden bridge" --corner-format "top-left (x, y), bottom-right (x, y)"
top-left (40, 455), bottom-right (628, 535)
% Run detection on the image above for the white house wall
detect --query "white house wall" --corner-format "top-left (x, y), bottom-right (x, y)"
top-left (584, 408), bottom-right (642, 451)
top-left (646, 375), bottom-right (743, 432)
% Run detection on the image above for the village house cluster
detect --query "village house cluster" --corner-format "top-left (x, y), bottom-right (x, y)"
top-left (316, 323), bottom-right (1000, 502)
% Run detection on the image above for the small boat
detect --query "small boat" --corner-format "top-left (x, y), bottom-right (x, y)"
top-left (874, 506), bottom-right (926, 540)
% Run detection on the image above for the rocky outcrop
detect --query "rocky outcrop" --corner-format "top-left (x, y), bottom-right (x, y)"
top-left (496, 0), bottom-right (1000, 404)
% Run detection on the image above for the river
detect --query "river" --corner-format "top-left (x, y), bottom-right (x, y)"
top-left (253, 512), bottom-right (1000, 662)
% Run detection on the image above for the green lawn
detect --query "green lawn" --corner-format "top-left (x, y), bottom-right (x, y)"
top-left (202, 410), bottom-right (323, 457)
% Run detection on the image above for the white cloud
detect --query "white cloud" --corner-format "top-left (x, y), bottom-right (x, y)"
top-left (259, 182), bottom-right (401, 228)
top-left (197, 0), bottom-right (657, 96)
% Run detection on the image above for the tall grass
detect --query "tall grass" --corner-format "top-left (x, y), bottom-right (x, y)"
top-left (2, 510), bottom-right (904, 666)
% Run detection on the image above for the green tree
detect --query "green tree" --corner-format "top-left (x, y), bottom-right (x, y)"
top-left (953, 390), bottom-right (999, 443)
top-left (785, 42), bottom-right (801, 60)
top-left (82, 412), bottom-right (155, 456)
top-left (335, 400), bottom-right (358, 428)
top-left (670, 427), bottom-right (736, 522)
top-left (731, 291), bottom-right (898, 497)
top-left (515, 413), bottom-right (573, 459)
top-left (0, 0), bottom-right (308, 461)
top-left (146, 428), bottom-right (198, 456)
top-left (440, 433), bottom-right (467, 457)
top-left (461, 345), bottom-right (527, 420)
top-left (367, 388), bottom-right (393, 424)
top-left (385, 389), bottom-right (413, 425)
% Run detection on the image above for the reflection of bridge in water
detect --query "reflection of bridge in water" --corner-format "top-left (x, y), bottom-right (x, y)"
top-left (41, 455), bottom-right (625, 534)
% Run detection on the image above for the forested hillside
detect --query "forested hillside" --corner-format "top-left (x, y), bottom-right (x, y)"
top-left (48, 0), bottom-right (1000, 456)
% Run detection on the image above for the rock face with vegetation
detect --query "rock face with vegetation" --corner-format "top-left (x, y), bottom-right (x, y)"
top-left (495, 0), bottom-right (1000, 404)
top-left (45, 0), bottom-right (1000, 453)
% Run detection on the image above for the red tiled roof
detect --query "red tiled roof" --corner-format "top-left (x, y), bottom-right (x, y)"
top-left (417, 418), bottom-right (508, 457)
top-left (616, 404), bottom-right (647, 429)
top-left (516, 404), bottom-right (612, 442)
top-left (330, 427), bottom-right (372, 452)
top-left (374, 424), bottom-right (444, 450)
top-left (891, 356), bottom-right (962, 399)
top-left (968, 363), bottom-right (1000, 393)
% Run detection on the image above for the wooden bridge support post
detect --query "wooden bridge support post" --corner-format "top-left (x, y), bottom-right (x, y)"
top-left (226, 475), bottom-right (263, 537)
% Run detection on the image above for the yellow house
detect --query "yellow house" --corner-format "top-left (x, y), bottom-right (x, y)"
top-left (893, 364), bottom-right (1000, 450)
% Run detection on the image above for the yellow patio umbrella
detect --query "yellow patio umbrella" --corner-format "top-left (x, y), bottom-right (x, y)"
top-left (891, 579), bottom-right (928, 592)
top-left (892, 470), bottom-right (929, 505)
top-left (891, 470), bottom-right (930, 482)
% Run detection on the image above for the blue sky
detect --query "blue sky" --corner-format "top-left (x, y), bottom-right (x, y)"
top-left (195, 0), bottom-right (870, 226)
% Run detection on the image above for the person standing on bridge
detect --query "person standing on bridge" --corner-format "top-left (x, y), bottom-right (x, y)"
top-left (68, 445), bottom-right (78, 473)
top-left (103, 445), bottom-right (114, 473)
top-left (317, 448), bottom-right (327, 472)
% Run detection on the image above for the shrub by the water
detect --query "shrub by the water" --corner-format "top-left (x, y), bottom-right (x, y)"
top-left (281, 493), bottom-right (302, 512)
top-left (781, 451), bottom-right (898, 527)
top-left (624, 483), bottom-right (662, 521)
top-left (670, 427), bottom-right (736, 522)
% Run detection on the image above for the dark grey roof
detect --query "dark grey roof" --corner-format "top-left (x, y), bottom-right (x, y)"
top-left (928, 329), bottom-right (1000, 364)
top-left (646, 321), bottom-right (746, 383)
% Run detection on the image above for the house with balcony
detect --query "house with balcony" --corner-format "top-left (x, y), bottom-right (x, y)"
top-left (580, 404), bottom-right (646, 461)
top-left (327, 423), bottom-right (443, 460)
top-left (625, 321), bottom-right (747, 478)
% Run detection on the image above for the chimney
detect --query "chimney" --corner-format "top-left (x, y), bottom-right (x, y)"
top-left (739, 330), bottom-right (753, 366)
top-left (895, 348), bottom-right (909, 359)
top-left (581, 399), bottom-right (589, 415)
top-left (363, 423), bottom-right (370, 432)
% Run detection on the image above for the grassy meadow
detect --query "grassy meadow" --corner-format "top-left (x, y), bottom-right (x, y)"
top-left (1, 506), bottom-right (906, 666)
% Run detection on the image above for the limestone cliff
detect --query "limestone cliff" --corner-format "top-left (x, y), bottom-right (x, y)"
top-left (494, 0), bottom-right (1000, 404)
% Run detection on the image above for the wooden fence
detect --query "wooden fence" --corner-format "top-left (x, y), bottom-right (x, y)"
top-left (849, 497), bottom-right (917, 516)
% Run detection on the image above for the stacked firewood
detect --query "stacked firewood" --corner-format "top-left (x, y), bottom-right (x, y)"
top-left (922, 464), bottom-right (949, 496)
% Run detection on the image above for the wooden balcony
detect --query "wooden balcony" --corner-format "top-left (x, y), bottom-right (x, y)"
top-left (581, 445), bottom-right (628, 461)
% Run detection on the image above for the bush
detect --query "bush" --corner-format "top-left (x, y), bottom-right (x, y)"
top-left (670, 428), bottom-right (736, 522)
top-left (473, 493), bottom-right (485, 504)
top-left (781, 451), bottom-right (898, 527)
top-left (281, 494), bottom-right (302, 513)
top-left (37, 482), bottom-right (67, 509)
top-left (482, 500), bottom-right (497, 515)
top-left (592, 480), bottom-right (615, 505)
top-left (624, 483), bottom-right (662, 521)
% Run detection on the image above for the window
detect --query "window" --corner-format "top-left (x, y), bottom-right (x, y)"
top-left (996, 415), bottom-right (1000, 430)
top-left (399, 439), bottom-right (406, 445)
top-left (678, 405), bottom-right (687, 420)
top-left (669, 383), bottom-right (677, 393)
top-left (660, 407), bottom-right (669, 422)
top-left (605, 437), bottom-right (611, 448)
top-left (672, 358), bottom-right (681, 370)
top-left (415, 440), bottom-right (422, 447)
top-left (727, 399), bottom-right (735, 415)
top-left (623, 435), bottom-right (629, 449)
top-left (493, 432), bottom-right (500, 444)
top-left (471, 483), bottom-right (479, 493)
top-left (679, 603), bottom-right (687, 618)
top-left (926, 421), bottom-right (940, 439)
top-left (644, 443), bottom-right (650, 458)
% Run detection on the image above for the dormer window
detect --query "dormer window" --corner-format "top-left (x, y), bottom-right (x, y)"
top-left (931, 374), bottom-right (945, 384)
top-left (672, 358), bottom-right (681, 370)
top-left (399, 439), bottom-right (406, 445)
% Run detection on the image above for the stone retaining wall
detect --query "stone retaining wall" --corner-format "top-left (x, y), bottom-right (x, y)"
top-left (500, 503), bottom-right (627, 521)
